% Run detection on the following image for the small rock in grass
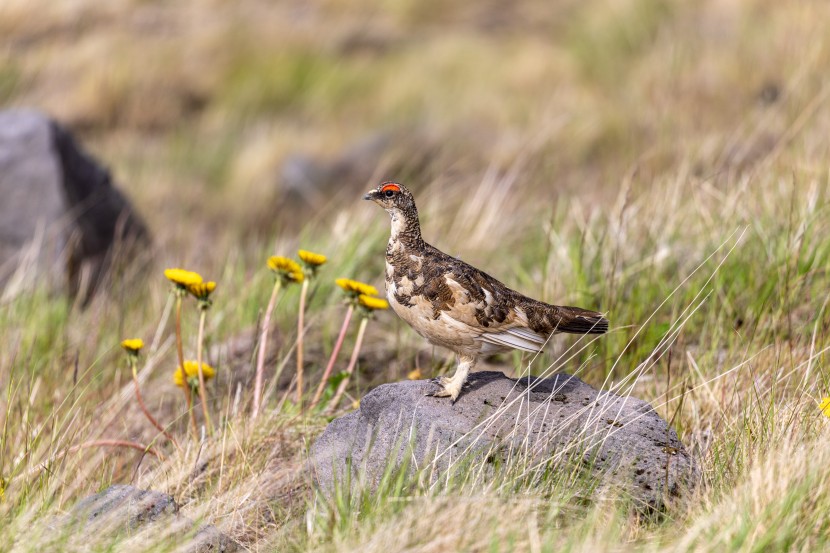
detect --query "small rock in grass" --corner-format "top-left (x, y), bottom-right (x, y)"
top-left (59, 484), bottom-right (239, 552)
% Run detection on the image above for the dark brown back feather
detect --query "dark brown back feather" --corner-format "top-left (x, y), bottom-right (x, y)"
top-left (392, 241), bottom-right (609, 335)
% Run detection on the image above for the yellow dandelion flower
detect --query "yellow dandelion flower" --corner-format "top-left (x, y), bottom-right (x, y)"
top-left (335, 277), bottom-right (351, 291)
top-left (121, 338), bottom-right (144, 354)
top-left (267, 256), bottom-right (301, 274)
top-left (336, 278), bottom-right (379, 297)
top-left (820, 397), bottom-right (830, 418)
top-left (407, 368), bottom-right (423, 380)
top-left (164, 268), bottom-right (203, 288)
top-left (358, 294), bottom-right (389, 311)
top-left (188, 281), bottom-right (217, 300)
top-left (173, 361), bottom-right (216, 388)
top-left (298, 250), bottom-right (327, 267)
top-left (267, 256), bottom-right (304, 283)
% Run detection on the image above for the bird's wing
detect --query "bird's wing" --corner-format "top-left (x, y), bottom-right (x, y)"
top-left (437, 270), bottom-right (551, 353)
top-left (440, 272), bottom-right (518, 329)
top-left (419, 248), bottom-right (607, 356)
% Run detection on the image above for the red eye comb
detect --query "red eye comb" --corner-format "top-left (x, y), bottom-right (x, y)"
top-left (380, 183), bottom-right (401, 193)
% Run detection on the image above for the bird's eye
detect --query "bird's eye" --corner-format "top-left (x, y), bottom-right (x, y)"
top-left (384, 189), bottom-right (395, 198)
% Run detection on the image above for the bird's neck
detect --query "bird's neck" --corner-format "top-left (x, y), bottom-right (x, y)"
top-left (389, 207), bottom-right (423, 248)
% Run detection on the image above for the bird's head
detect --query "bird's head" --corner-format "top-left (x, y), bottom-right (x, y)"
top-left (363, 182), bottom-right (417, 215)
top-left (364, 182), bottom-right (422, 241)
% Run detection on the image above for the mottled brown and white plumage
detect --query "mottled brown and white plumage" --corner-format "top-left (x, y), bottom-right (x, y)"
top-left (364, 182), bottom-right (609, 402)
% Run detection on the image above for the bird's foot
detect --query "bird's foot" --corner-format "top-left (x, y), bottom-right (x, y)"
top-left (426, 376), bottom-right (464, 403)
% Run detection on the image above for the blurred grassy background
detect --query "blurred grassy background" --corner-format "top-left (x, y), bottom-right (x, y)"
top-left (3, 0), bottom-right (825, 381)
top-left (3, 0), bottom-right (828, 251)
top-left (2, 0), bottom-right (830, 550)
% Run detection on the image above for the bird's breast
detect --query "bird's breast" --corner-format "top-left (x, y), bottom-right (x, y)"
top-left (386, 286), bottom-right (478, 352)
top-left (385, 268), bottom-right (483, 354)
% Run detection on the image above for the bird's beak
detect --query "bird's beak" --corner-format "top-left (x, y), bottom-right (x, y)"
top-left (363, 190), bottom-right (379, 201)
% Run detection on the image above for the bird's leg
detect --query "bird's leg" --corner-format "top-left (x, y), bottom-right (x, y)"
top-left (427, 355), bottom-right (477, 402)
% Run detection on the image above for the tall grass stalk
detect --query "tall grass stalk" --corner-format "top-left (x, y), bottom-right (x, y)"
top-left (253, 279), bottom-right (282, 419)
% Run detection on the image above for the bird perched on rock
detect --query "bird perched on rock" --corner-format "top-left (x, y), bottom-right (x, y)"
top-left (364, 182), bottom-right (609, 402)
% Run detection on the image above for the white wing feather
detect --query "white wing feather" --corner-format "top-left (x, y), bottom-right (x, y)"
top-left (479, 327), bottom-right (546, 353)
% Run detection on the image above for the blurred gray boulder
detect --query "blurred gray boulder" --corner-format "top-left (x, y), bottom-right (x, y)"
top-left (0, 109), bottom-right (149, 302)
top-left (279, 128), bottom-right (436, 208)
top-left (311, 371), bottom-right (698, 512)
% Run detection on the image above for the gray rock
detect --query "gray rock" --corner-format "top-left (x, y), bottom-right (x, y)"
top-left (0, 109), bottom-right (64, 293)
top-left (65, 484), bottom-right (240, 552)
top-left (71, 484), bottom-right (178, 529)
top-left (279, 128), bottom-right (436, 208)
top-left (0, 109), bottom-right (149, 303)
top-left (311, 371), bottom-right (698, 512)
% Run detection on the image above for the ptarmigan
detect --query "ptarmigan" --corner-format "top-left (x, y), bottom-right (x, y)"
top-left (364, 182), bottom-right (609, 402)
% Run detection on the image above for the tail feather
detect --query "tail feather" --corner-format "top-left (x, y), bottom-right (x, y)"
top-left (554, 306), bottom-right (609, 335)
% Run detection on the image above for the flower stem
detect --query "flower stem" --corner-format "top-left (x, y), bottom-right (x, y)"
top-left (310, 304), bottom-right (354, 409)
top-left (296, 278), bottom-right (310, 407)
top-left (327, 316), bottom-right (368, 413)
top-left (175, 292), bottom-right (198, 439)
top-left (196, 308), bottom-right (213, 436)
top-left (253, 279), bottom-right (282, 419)
top-left (131, 360), bottom-right (181, 453)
